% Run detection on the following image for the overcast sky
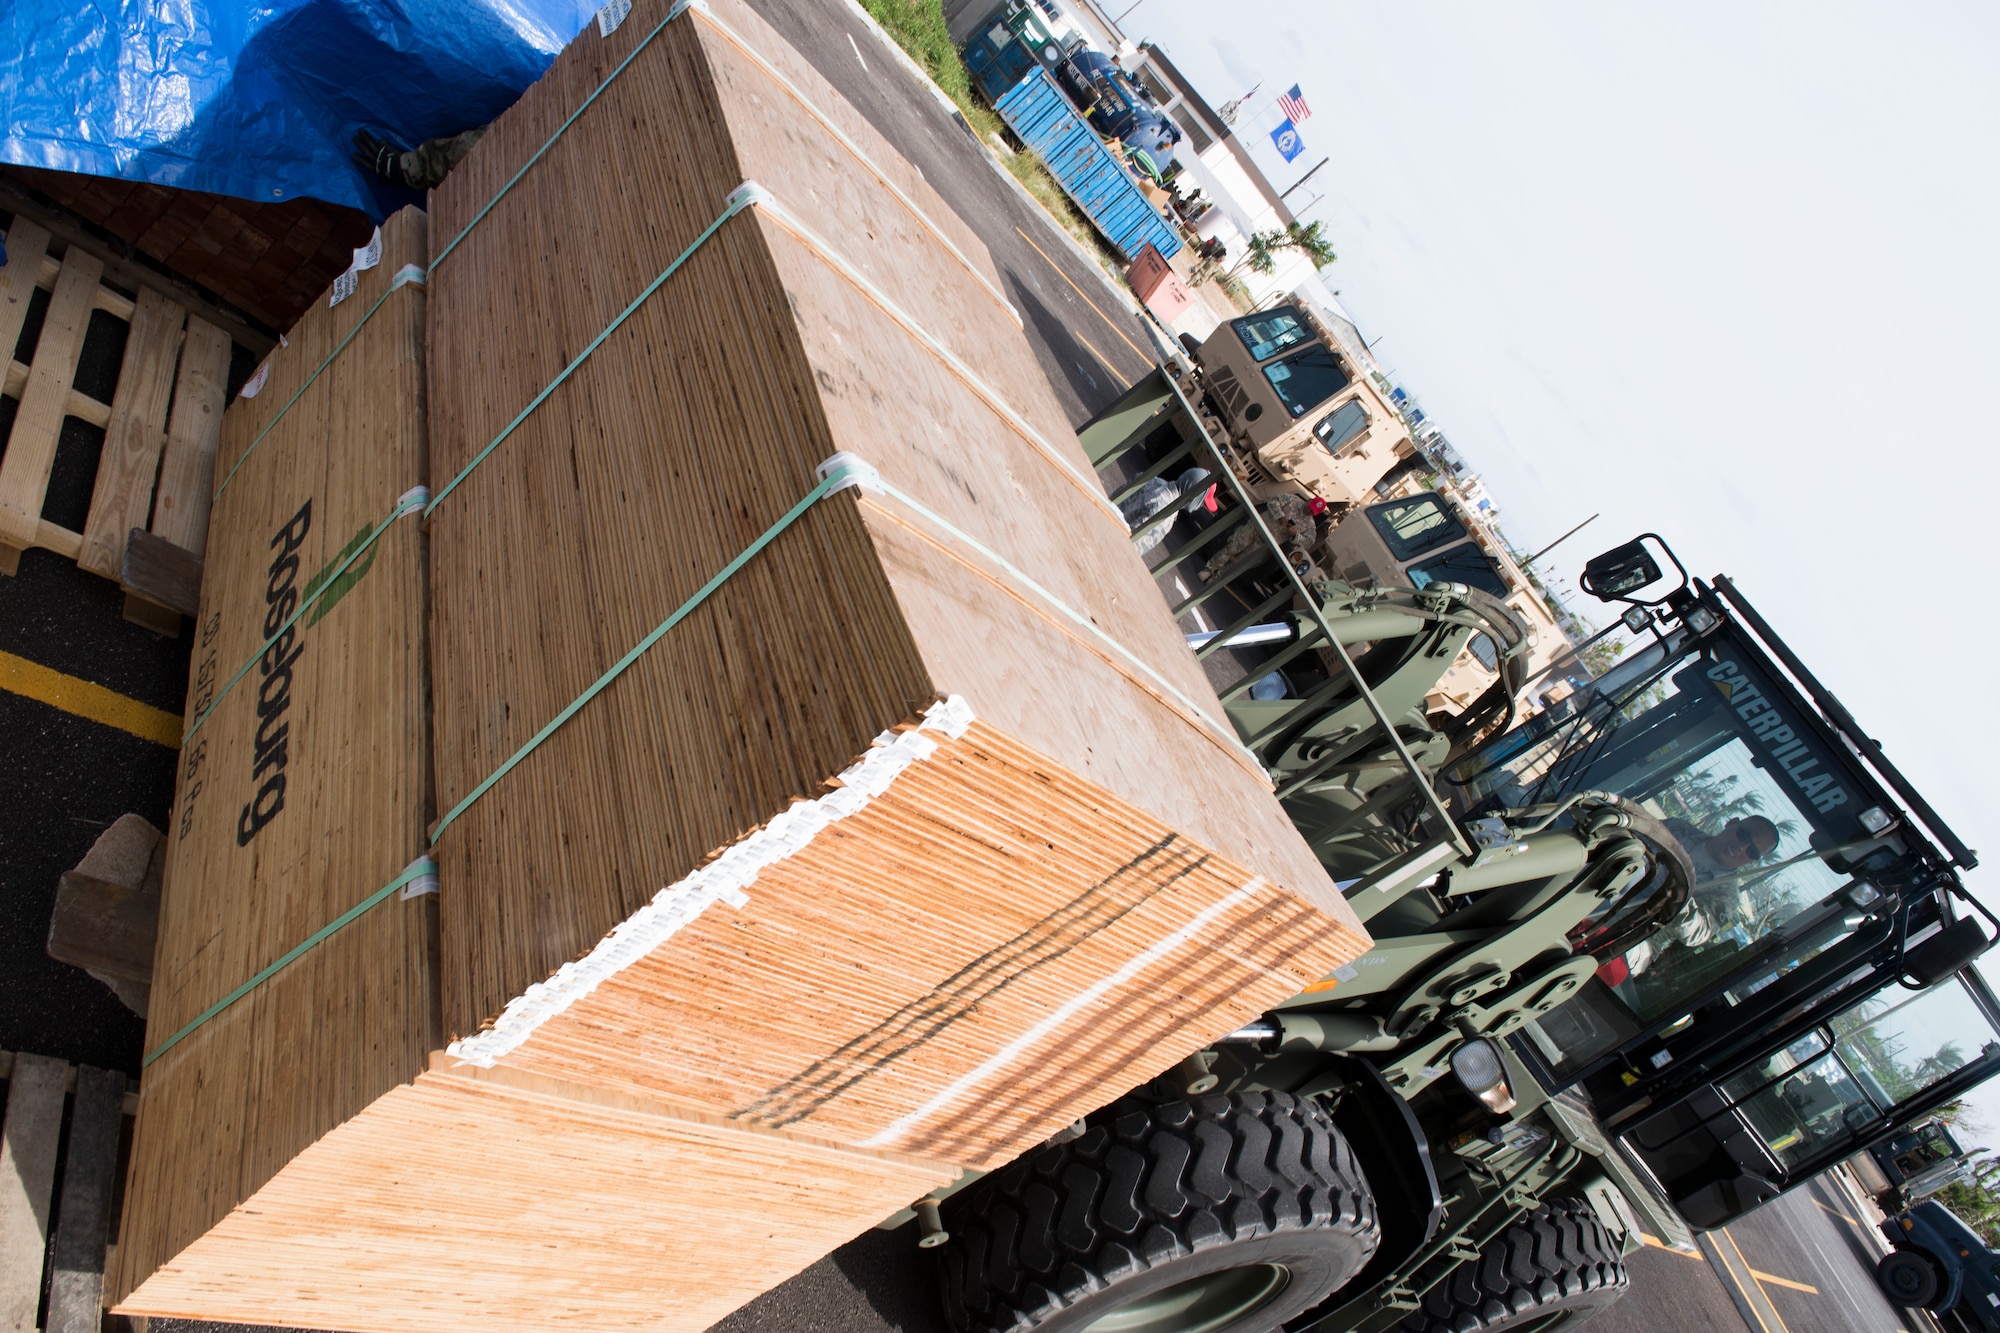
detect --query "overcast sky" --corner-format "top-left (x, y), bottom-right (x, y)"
top-left (1129, 1), bottom-right (1998, 900)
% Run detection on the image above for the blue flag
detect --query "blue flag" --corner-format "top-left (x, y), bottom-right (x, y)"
top-left (1270, 118), bottom-right (1305, 162)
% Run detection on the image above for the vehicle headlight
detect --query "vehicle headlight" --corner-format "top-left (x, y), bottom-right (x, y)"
top-left (1449, 1038), bottom-right (1517, 1114)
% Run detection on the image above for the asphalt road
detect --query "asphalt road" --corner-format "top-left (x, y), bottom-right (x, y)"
top-left (746, 0), bottom-right (1163, 428)
top-left (1590, 1175), bottom-right (1931, 1333)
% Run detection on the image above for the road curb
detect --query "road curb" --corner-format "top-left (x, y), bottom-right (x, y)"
top-left (833, 0), bottom-right (1151, 329)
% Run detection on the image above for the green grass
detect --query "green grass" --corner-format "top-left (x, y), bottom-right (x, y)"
top-left (855, 0), bottom-right (1124, 271)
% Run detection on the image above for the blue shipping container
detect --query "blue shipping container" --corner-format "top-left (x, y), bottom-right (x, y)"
top-left (992, 69), bottom-right (1182, 263)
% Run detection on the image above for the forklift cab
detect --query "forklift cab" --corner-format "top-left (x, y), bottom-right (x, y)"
top-left (1448, 556), bottom-right (1992, 1229)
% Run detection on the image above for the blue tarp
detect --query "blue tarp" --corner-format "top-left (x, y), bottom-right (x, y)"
top-left (0, 0), bottom-right (601, 218)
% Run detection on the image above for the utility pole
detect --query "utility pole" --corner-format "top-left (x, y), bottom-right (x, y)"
top-left (1523, 513), bottom-right (1599, 567)
top-left (1280, 157), bottom-right (1329, 200)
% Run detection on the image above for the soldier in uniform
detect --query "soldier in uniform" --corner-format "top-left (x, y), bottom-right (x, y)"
top-left (1201, 492), bottom-right (1330, 583)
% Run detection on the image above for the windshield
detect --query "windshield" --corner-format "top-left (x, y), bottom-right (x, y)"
top-left (1482, 630), bottom-right (1898, 1061)
top-left (1263, 346), bottom-right (1351, 417)
top-left (1231, 307), bottom-right (1313, 362)
top-left (1407, 543), bottom-right (1510, 598)
top-left (1723, 977), bottom-right (2000, 1168)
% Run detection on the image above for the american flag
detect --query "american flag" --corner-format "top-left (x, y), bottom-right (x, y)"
top-left (1277, 84), bottom-right (1311, 124)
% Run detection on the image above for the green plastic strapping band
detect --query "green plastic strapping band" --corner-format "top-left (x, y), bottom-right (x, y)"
top-left (426, 182), bottom-right (764, 517)
top-left (181, 485), bottom-right (429, 745)
top-left (211, 265), bottom-right (427, 502)
top-left (428, 0), bottom-right (701, 274)
top-left (143, 856), bottom-right (438, 1068)
top-left (428, 459), bottom-right (870, 843)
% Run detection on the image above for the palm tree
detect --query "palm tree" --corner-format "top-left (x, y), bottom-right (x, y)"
top-left (1284, 219), bottom-right (1338, 269)
top-left (1916, 1042), bottom-right (1970, 1087)
top-left (1224, 229), bottom-right (1286, 280)
top-left (1223, 220), bottom-right (1340, 282)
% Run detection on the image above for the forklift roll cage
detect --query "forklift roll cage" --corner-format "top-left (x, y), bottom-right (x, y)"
top-left (1438, 565), bottom-right (1996, 1229)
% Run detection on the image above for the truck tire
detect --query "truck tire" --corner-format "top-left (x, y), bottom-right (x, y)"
top-left (1876, 1248), bottom-right (1943, 1308)
top-left (1397, 1197), bottom-right (1629, 1332)
top-left (938, 1091), bottom-right (1380, 1333)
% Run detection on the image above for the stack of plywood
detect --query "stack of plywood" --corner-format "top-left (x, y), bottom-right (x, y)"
top-left (422, 0), bottom-right (1365, 1169)
top-left (112, 204), bottom-right (952, 1333)
top-left (111, 2), bottom-right (1375, 1330)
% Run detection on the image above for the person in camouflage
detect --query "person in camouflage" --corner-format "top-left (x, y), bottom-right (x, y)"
top-left (1200, 492), bottom-right (1330, 583)
top-left (353, 127), bottom-right (490, 190)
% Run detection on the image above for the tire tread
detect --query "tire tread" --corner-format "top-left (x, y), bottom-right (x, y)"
top-left (1398, 1197), bottom-right (1629, 1333)
top-left (940, 1092), bottom-right (1379, 1333)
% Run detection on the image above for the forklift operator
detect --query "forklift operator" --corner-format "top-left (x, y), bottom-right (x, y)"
top-left (1665, 813), bottom-right (1781, 881)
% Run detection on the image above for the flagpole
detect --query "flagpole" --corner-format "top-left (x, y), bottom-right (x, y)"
top-left (1280, 157), bottom-right (1328, 200)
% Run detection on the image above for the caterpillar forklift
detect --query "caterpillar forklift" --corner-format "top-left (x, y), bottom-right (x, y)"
top-left (909, 335), bottom-right (1998, 1333)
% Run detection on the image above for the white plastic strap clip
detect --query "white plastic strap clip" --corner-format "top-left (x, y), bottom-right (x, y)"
top-left (389, 263), bottom-right (427, 290)
top-left (726, 180), bottom-right (775, 214)
top-left (399, 856), bottom-right (440, 900)
top-left (394, 486), bottom-right (432, 518)
top-left (817, 451), bottom-right (884, 496)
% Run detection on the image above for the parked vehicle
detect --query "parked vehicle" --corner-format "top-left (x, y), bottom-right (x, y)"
top-left (1057, 49), bottom-right (1183, 157)
top-left (1853, 1118), bottom-right (1975, 1212)
top-left (1879, 1200), bottom-right (2000, 1331)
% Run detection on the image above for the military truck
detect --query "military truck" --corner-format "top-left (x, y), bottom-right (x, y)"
top-left (902, 338), bottom-right (1997, 1333)
top-left (1176, 301), bottom-right (1585, 729)
top-left (1317, 488), bottom-right (1569, 722)
top-left (1879, 1200), bottom-right (2000, 1330)
top-left (1854, 1118), bottom-right (1975, 1212)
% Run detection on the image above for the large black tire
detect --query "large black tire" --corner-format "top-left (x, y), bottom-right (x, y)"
top-left (1398, 1197), bottom-right (1629, 1332)
top-left (1876, 1248), bottom-right (1943, 1309)
top-left (939, 1091), bottom-right (1380, 1333)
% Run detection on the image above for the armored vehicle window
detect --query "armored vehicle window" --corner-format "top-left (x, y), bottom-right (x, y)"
top-left (1407, 544), bottom-right (1510, 598)
top-left (1732, 979), bottom-right (2000, 1167)
top-left (1368, 496), bottom-right (1465, 561)
top-left (1230, 307), bottom-right (1312, 361)
top-left (1314, 400), bottom-right (1369, 452)
top-left (1264, 346), bottom-right (1351, 417)
top-left (1467, 633), bottom-right (1499, 671)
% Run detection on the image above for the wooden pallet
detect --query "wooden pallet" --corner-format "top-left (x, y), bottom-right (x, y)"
top-left (0, 217), bottom-right (233, 630)
top-left (0, 1050), bottom-right (137, 1333)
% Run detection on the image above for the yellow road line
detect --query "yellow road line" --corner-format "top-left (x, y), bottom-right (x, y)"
top-left (1013, 225), bottom-right (1152, 367)
top-left (1721, 1229), bottom-right (1792, 1333)
top-left (1814, 1199), bottom-right (1861, 1227)
top-left (0, 648), bottom-right (181, 748)
top-left (1072, 328), bottom-right (1120, 379)
top-left (1749, 1269), bottom-right (1819, 1295)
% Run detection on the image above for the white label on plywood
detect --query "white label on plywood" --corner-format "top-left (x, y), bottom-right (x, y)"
top-left (329, 227), bottom-right (384, 307)
top-left (596, 0), bottom-right (632, 36)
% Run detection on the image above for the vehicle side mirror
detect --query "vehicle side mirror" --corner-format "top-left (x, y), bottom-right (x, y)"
top-left (1581, 534), bottom-right (1688, 607)
top-left (1907, 917), bottom-right (1993, 987)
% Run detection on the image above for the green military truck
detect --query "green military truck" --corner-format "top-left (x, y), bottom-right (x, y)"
top-left (903, 326), bottom-right (1998, 1333)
